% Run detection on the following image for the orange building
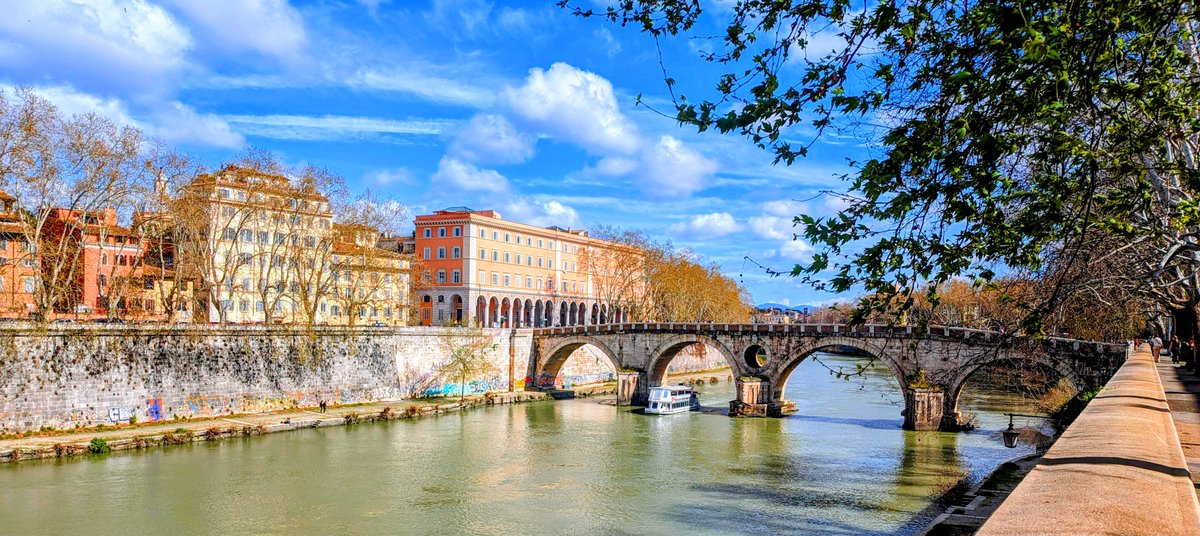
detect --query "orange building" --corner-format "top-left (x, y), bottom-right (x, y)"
top-left (413, 207), bottom-right (632, 327)
top-left (0, 192), bottom-right (37, 319)
top-left (44, 207), bottom-right (150, 319)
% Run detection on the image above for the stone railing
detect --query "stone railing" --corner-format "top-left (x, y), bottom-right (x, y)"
top-left (977, 345), bottom-right (1200, 535)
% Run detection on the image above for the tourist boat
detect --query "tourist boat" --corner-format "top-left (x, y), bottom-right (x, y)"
top-left (645, 385), bottom-right (701, 415)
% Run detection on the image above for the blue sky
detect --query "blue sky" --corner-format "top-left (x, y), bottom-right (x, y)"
top-left (0, 0), bottom-right (868, 307)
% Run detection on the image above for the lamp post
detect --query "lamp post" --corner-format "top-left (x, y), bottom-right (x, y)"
top-left (1001, 413), bottom-right (1055, 448)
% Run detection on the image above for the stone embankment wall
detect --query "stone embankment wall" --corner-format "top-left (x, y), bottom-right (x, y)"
top-left (0, 325), bottom-right (721, 434)
top-left (0, 325), bottom-right (529, 434)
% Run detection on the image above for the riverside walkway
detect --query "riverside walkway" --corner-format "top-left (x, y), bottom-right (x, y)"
top-left (0, 392), bottom-right (546, 464)
top-left (978, 344), bottom-right (1200, 535)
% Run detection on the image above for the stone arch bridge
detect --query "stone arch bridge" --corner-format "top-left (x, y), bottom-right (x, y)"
top-left (530, 323), bottom-right (1129, 431)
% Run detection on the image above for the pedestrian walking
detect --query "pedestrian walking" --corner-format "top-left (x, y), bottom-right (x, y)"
top-left (1151, 335), bottom-right (1163, 363)
top-left (1171, 336), bottom-right (1181, 364)
top-left (319, 400), bottom-right (326, 413)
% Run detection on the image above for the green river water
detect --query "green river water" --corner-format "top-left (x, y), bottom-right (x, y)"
top-left (0, 353), bottom-right (1045, 535)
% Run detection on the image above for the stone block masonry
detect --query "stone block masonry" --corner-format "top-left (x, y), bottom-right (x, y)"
top-left (0, 325), bottom-right (533, 434)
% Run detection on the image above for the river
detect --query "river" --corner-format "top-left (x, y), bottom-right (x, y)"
top-left (0, 353), bottom-right (1045, 535)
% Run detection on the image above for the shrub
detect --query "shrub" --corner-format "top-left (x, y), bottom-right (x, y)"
top-left (87, 438), bottom-right (110, 454)
top-left (204, 427), bottom-right (222, 441)
top-left (128, 415), bottom-right (137, 425)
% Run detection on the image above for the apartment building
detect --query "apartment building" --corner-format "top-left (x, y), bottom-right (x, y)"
top-left (328, 223), bottom-right (410, 326)
top-left (0, 192), bottom-right (36, 319)
top-left (413, 207), bottom-right (632, 327)
top-left (182, 165), bottom-right (334, 324)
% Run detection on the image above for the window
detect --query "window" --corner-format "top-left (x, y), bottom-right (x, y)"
top-left (423, 247), bottom-right (431, 259)
top-left (503, 275), bottom-right (510, 286)
top-left (438, 227), bottom-right (446, 238)
top-left (239, 253), bottom-right (253, 264)
top-left (223, 228), bottom-right (236, 240)
top-left (23, 277), bottom-right (33, 293)
top-left (548, 260), bottom-right (554, 269)
top-left (304, 236), bottom-right (316, 248)
top-left (526, 276), bottom-right (533, 288)
top-left (515, 234), bottom-right (521, 244)
top-left (480, 248), bottom-right (486, 259)
top-left (493, 231), bottom-right (498, 240)
top-left (222, 206), bottom-right (234, 217)
top-left (437, 247), bottom-right (446, 259)
top-left (504, 253), bottom-right (510, 263)
top-left (538, 239), bottom-right (544, 248)
top-left (478, 270), bottom-right (485, 282)
top-left (453, 227), bottom-right (461, 237)
top-left (479, 229), bottom-right (485, 238)
top-left (514, 254), bottom-right (521, 264)
top-left (492, 251), bottom-right (498, 261)
top-left (537, 278), bottom-right (543, 289)
top-left (258, 231), bottom-right (269, 244)
top-left (437, 270), bottom-right (446, 283)
top-left (537, 257), bottom-right (543, 267)
top-left (452, 247), bottom-right (461, 259)
top-left (527, 237), bottom-right (532, 245)
top-left (562, 281), bottom-right (568, 292)
top-left (239, 300), bottom-right (249, 312)
top-left (241, 277), bottom-right (251, 290)
top-left (527, 256), bottom-right (532, 266)
top-left (100, 253), bottom-right (107, 266)
top-left (504, 233), bottom-right (510, 243)
top-left (452, 270), bottom-right (461, 283)
top-left (240, 229), bottom-right (254, 242)
top-left (491, 273), bottom-right (499, 285)
top-left (423, 228), bottom-right (431, 238)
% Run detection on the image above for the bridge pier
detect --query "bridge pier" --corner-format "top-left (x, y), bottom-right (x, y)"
top-left (903, 387), bottom-right (946, 431)
top-left (730, 378), bottom-right (772, 417)
top-left (616, 370), bottom-right (648, 406)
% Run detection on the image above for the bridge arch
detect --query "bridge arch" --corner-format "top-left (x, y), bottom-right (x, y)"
top-left (770, 336), bottom-right (906, 403)
top-left (537, 336), bottom-right (621, 380)
top-left (645, 334), bottom-right (742, 386)
top-left (945, 351), bottom-right (1085, 423)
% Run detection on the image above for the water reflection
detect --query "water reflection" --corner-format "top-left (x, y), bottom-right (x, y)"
top-left (0, 352), bottom-right (1043, 536)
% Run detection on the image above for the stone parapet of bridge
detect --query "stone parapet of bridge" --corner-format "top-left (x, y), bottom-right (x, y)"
top-left (530, 323), bottom-right (1128, 431)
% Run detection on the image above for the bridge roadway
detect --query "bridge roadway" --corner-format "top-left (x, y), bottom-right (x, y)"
top-left (529, 322), bottom-right (1128, 431)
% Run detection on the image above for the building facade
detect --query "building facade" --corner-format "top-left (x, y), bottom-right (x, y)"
top-left (0, 192), bottom-right (36, 319)
top-left (328, 223), bottom-right (410, 326)
top-left (413, 207), bottom-right (633, 327)
top-left (183, 166), bottom-right (334, 324)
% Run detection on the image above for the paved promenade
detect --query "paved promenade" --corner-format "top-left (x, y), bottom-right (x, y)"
top-left (1159, 357), bottom-right (1200, 488)
top-left (978, 343), bottom-right (1200, 535)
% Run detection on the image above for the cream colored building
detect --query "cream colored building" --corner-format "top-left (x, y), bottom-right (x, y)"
top-left (183, 166), bottom-right (333, 324)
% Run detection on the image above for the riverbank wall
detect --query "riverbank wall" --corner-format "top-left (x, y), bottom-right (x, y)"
top-left (0, 325), bottom-right (732, 434)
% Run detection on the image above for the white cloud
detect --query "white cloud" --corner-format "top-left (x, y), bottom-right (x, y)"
top-left (350, 69), bottom-right (496, 108)
top-left (432, 157), bottom-right (509, 193)
top-left (450, 114), bottom-right (537, 165)
top-left (151, 102), bottom-right (243, 148)
top-left (501, 62), bottom-right (640, 155)
top-left (763, 199), bottom-right (808, 217)
top-left (748, 216), bottom-right (795, 240)
top-left (774, 239), bottom-right (814, 262)
top-left (366, 168), bottom-right (417, 187)
top-left (503, 198), bottom-right (581, 228)
top-left (0, 0), bottom-right (193, 92)
top-left (668, 212), bottom-right (741, 239)
top-left (11, 84), bottom-right (242, 148)
top-left (163, 0), bottom-right (307, 63)
top-left (636, 135), bottom-right (719, 197)
top-left (222, 114), bottom-right (453, 141)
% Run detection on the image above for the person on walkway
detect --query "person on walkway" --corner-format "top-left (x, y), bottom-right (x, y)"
top-left (1151, 335), bottom-right (1164, 363)
top-left (319, 400), bottom-right (327, 413)
top-left (1171, 336), bottom-right (1181, 364)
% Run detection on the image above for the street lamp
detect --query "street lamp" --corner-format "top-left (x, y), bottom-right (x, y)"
top-left (1001, 413), bottom-right (1054, 448)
